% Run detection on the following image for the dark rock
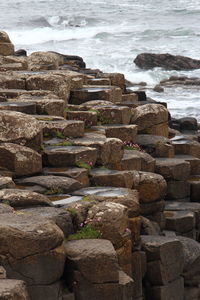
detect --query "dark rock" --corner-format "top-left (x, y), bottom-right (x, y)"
top-left (14, 49), bottom-right (27, 57)
top-left (134, 53), bottom-right (200, 70)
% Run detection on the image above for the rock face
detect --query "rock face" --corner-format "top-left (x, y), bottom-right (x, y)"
top-left (134, 53), bottom-right (200, 70)
top-left (0, 111), bottom-right (42, 151)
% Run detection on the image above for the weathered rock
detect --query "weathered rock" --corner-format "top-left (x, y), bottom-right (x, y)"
top-left (65, 239), bottom-right (119, 284)
top-left (142, 122), bottom-right (169, 138)
top-left (0, 74), bottom-right (25, 89)
top-left (138, 171), bottom-right (167, 203)
top-left (188, 176), bottom-right (200, 202)
top-left (41, 119), bottom-right (84, 138)
top-left (69, 86), bottom-right (122, 105)
top-left (175, 154), bottom-right (200, 175)
top-left (0, 102), bottom-right (36, 115)
top-left (164, 210), bottom-right (195, 234)
top-left (0, 203), bottom-right (14, 214)
top-left (66, 111), bottom-right (98, 127)
top-left (26, 73), bottom-right (71, 100)
top-left (131, 104), bottom-right (168, 131)
top-left (0, 32), bottom-right (14, 56)
top-left (0, 143), bottom-right (42, 177)
top-left (179, 117), bottom-right (198, 132)
top-left (73, 186), bottom-right (140, 218)
top-left (0, 111), bottom-right (42, 151)
top-left (134, 52), bottom-right (200, 70)
top-left (140, 200), bottom-right (165, 216)
top-left (136, 134), bottom-right (174, 158)
top-left (43, 145), bottom-right (97, 168)
top-left (141, 235), bottom-right (184, 286)
top-left (155, 158), bottom-right (191, 180)
top-left (0, 279), bottom-right (30, 300)
top-left (0, 189), bottom-right (52, 208)
top-left (105, 124), bottom-right (137, 142)
top-left (16, 175), bottom-right (82, 194)
top-left (94, 105), bottom-right (131, 125)
top-left (0, 176), bottom-right (15, 189)
top-left (101, 72), bottom-right (126, 90)
top-left (141, 216), bottom-right (162, 235)
top-left (132, 251), bottom-right (146, 298)
top-left (171, 136), bottom-right (200, 158)
top-left (27, 281), bottom-right (63, 300)
top-left (123, 150), bottom-right (155, 172)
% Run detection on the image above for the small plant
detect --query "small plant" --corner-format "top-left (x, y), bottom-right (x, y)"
top-left (55, 131), bottom-right (66, 139)
top-left (67, 224), bottom-right (101, 241)
top-left (67, 207), bottom-right (78, 217)
top-left (43, 132), bottom-right (50, 137)
top-left (54, 140), bottom-right (72, 147)
top-left (123, 141), bottom-right (144, 151)
top-left (1, 200), bottom-right (10, 205)
top-left (76, 160), bottom-right (93, 170)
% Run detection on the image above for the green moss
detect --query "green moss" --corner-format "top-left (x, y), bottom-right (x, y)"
top-left (55, 131), bottom-right (66, 139)
top-left (67, 225), bottom-right (101, 240)
top-left (67, 207), bottom-right (78, 217)
top-left (75, 161), bottom-right (92, 170)
top-left (1, 200), bottom-right (10, 205)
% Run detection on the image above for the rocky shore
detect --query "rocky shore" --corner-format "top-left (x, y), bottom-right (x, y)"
top-left (0, 31), bottom-right (200, 300)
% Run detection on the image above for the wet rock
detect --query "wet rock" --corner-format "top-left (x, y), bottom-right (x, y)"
top-left (0, 279), bottom-right (30, 300)
top-left (0, 102), bottom-right (36, 115)
top-left (0, 74), bottom-right (25, 89)
top-left (0, 111), bottom-right (42, 151)
top-left (134, 52), bottom-right (200, 70)
top-left (14, 49), bottom-right (27, 57)
top-left (0, 143), bottom-right (42, 177)
top-left (153, 85), bottom-right (164, 93)
top-left (179, 117), bottom-right (198, 132)
top-left (0, 189), bottom-right (52, 208)
top-left (16, 175), bottom-right (82, 194)
top-left (131, 104), bottom-right (169, 131)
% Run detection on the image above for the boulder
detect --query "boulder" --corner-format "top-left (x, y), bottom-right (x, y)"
top-left (134, 53), bottom-right (200, 70)
top-left (131, 104), bottom-right (168, 131)
top-left (105, 124), bottom-right (138, 142)
top-left (0, 31), bottom-right (14, 56)
top-left (0, 279), bottom-right (30, 300)
top-left (0, 143), bottom-right (42, 177)
top-left (27, 51), bottom-right (64, 70)
top-left (0, 111), bottom-right (42, 151)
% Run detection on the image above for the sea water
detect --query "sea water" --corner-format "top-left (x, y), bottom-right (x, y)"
top-left (0, 0), bottom-right (200, 120)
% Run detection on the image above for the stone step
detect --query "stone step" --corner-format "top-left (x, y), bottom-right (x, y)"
top-left (86, 77), bottom-right (111, 86)
top-left (155, 157), bottom-right (191, 181)
top-left (135, 134), bottom-right (174, 158)
top-left (0, 74), bottom-right (25, 89)
top-left (105, 124), bottom-right (138, 142)
top-left (0, 101), bottom-right (36, 114)
top-left (69, 85), bottom-right (122, 105)
top-left (165, 180), bottom-right (190, 200)
top-left (40, 119), bottom-right (85, 138)
top-left (42, 145), bottom-right (97, 168)
top-left (43, 167), bottom-right (89, 187)
top-left (174, 154), bottom-right (200, 175)
top-left (187, 176), bottom-right (200, 202)
top-left (10, 96), bottom-right (65, 116)
top-left (66, 110), bottom-right (98, 127)
top-left (71, 132), bottom-right (124, 165)
top-left (171, 136), bottom-right (200, 158)
top-left (91, 105), bottom-right (131, 125)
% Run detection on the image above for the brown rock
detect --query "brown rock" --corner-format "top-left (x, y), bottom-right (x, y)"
top-left (0, 279), bottom-right (30, 300)
top-left (105, 124), bottom-right (138, 142)
top-left (131, 104), bottom-right (168, 131)
top-left (166, 180), bottom-right (190, 200)
top-left (27, 51), bottom-right (64, 70)
top-left (155, 158), bottom-right (191, 180)
top-left (0, 111), bottom-right (42, 151)
top-left (0, 143), bottom-right (42, 177)
top-left (0, 176), bottom-right (15, 189)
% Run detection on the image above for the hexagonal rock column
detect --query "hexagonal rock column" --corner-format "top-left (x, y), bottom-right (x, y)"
top-left (0, 143), bottom-right (42, 177)
top-left (0, 31), bottom-right (14, 56)
top-left (0, 212), bottom-right (65, 300)
top-left (64, 239), bottom-right (133, 300)
top-left (0, 111), bottom-right (42, 151)
top-left (0, 280), bottom-right (30, 300)
top-left (141, 235), bottom-right (184, 300)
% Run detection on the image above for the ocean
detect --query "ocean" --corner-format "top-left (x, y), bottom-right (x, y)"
top-left (0, 0), bottom-right (200, 120)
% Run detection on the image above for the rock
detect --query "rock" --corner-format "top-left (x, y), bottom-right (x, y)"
top-left (166, 180), bottom-right (190, 200)
top-left (155, 158), bottom-right (191, 180)
top-left (189, 176), bottom-right (200, 202)
top-left (0, 189), bottom-right (52, 208)
top-left (0, 279), bottom-right (30, 300)
top-left (73, 186), bottom-right (140, 218)
top-left (126, 150), bottom-right (155, 172)
top-left (136, 134), bottom-right (174, 158)
top-left (153, 85), bottom-right (164, 92)
top-left (65, 239), bottom-right (119, 284)
top-left (131, 104), bottom-right (169, 131)
top-left (0, 203), bottom-right (14, 214)
top-left (132, 251), bottom-right (147, 298)
top-left (138, 171), bottom-right (167, 203)
top-left (0, 102), bottom-right (36, 115)
top-left (0, 176), bottom-right (15, 189)
top-left (171, 136), bottom-right (200, 158)
top-left (0, 31), bottom-right (14, 56)
top-left (66, 111), bottom-right (98, 127)
top-left (14, 49), bottom-right (27, 57)
top-left (134, 52), bottom-right (200, 70)
top-left (164, 210), bottom-right (195, 234)
top-left (175, 236), bottom-right (200, 286)
top-left (16, 175), bottom-right (82, 194)
top-left (94, 105), bottom-right (131, 125)
top-left (0, 74), bottom-right (25, 89)
top-left (69, 86), bottom-right (122, 105)
top-left (26, 73), bottom-right (71, 100)
top-left (101, 72), bottom-right (126, 91)
top-left (141, 216), bottom-right (162, 235)
top-left (27, 51), bottom-right (64, 70)
top-left (146, 277), bottom-right (184, 300)
top-left (140, 200), bottom-right (165, 216)
top-left (175, 154), bottom-right (200, 175)
top-left (0, 143), bottom-right (42, 177)
top-left (27, 281), bottom-right (63, 300)
top-left (43, 145), bottom-right (97, 168)
top-left (0, 111), bottom-right (42, 151)
top-left (179, 117), bottom-right (198, 132)
top-left (105, 124), bottom-right (138, 142)
top-left (117, 150), bottom-right (142, 171)
top-left (87, 202), bottom-right (128, 248)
